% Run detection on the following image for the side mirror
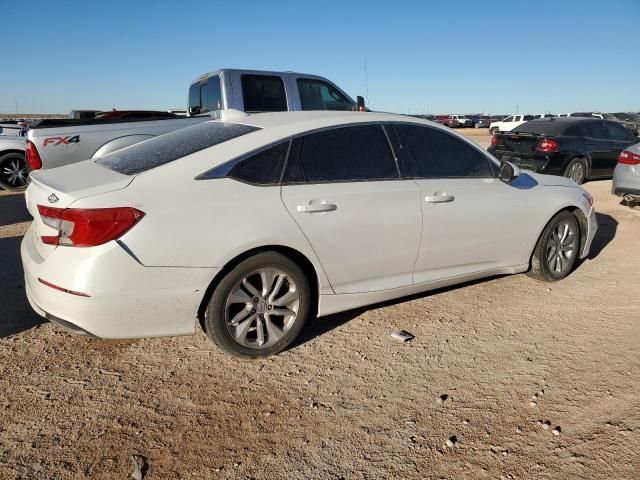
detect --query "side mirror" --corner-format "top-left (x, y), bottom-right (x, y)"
top-left (356, 96), bottom-right (366, 112)
top-left (499, 161), bottom-right (521, 183)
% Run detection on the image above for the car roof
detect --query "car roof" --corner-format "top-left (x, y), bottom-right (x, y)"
top-left (214, 110), bottom-right (446, 137)
top-left (191, 68), bottom-right (341, 85)
top-left (527, 117), bottom-right (600, 124)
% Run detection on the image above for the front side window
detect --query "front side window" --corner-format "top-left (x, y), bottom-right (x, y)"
top-left (97, 122), bottom-right (260, 175)
top-left (605, 121), bottom-right (633, 141)
top-left (503, 116), bottom-right (513, 122)
top-left (297, 78), bottom-right (354, 111)
top-left (393, 124), bottom-right (493, 178)
top-left (241, 75), bottom-right (287, 112)
top-left (227, 141), bottom-right (290, 185)
top-left (292, 124), bottom-right (397, 183)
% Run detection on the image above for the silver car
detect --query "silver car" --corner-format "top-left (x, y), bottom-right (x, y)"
top-left (612, 142), bottom-right (640, 204)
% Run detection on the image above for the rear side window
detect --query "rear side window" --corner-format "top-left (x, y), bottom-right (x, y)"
top-left (605, 121), bottom-right (633, 141)
top-left (227, 141), bottom-right (290, 185)
top-left (580, 121), bottom-right (607, 139)
top-left (188, 77), bottom-right (222, 115)
top-left (297, 78), bottom-right (354, 111)
top-left (394, 124), bottom-right (493, 178)
top-left (201, 77), bottom-right (222, 113)
top-left (291, 124), bottom-right (398, 183)
top-left (96, 122), bottom-right (259, 175)
top-left (241, 75), bottom-right (287, 112)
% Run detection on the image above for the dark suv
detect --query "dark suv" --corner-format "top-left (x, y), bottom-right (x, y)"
top-left (488, 117), bottom-right (638, 184)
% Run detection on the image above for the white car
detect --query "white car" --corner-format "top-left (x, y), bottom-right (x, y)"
top-left (489, 114), bottom-right (535, 134)
top-left (21, 111), bottom-right (598, 357)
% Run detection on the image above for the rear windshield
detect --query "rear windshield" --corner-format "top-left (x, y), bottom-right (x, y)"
top-left (513, 121), bottom-right (570, 136)
top-left (96, 121), bottom-right (259, 175)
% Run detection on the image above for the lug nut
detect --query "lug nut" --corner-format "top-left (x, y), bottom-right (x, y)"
top-left (253, 297), bottom-right (259, 303)
top-left (268, 305), bottom-right (273, 310)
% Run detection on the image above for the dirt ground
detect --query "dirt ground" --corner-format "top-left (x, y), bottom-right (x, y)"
top-left (0, 141), bottom-right (639, 479)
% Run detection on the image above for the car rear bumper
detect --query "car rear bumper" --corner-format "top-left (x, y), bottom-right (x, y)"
top-left (612, 164), bottom-right (640, 199)
top-left (21, 225), bottom-right (219, 338)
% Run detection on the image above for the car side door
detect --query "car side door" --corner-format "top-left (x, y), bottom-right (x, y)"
top-left (389, 123), bottom-right (535, 284)
top-left (580, 121), bottom-right (613, 177)
top-left (280, 124), bottom-right (422, 294)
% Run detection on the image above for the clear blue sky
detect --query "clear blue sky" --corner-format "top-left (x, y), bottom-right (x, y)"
top-left (2, 0), bottom-right (639, 115)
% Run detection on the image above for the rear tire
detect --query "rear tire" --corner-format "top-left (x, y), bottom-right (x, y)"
top-left (0, 152), bottom-right (28, 191)
top-left (490, 128), bottom-right (499, 135)
top-left (563, 158), bottom-right (587, 185)
top-left (528, 211), bottom-right (580, 282)
top-left (203, 252), bottom-right (311, 358)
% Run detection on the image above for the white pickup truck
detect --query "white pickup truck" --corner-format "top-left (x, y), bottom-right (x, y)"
top-left (489, 114), bottom-right (535, 134)
top-left (25, 68), bottom-right (363, 182)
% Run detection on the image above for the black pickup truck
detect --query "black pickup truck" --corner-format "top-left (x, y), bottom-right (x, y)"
top-left (488, 117), bottom-right (638, 184)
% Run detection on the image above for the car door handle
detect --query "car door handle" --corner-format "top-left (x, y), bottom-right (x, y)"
top-left (296, 203), bottom-right (338, 213)
top-left (425, 193), bottom-right (455, 203)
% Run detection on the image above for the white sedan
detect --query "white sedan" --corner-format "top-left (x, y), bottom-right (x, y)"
top-left (21, 111), bottom-right (598, 357)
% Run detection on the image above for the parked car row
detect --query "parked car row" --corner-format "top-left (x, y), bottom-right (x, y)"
top-left (488, 117), bottom-right (638, 184)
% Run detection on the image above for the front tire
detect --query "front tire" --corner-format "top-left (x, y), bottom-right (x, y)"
top-left (203, 252), bottom-right (311, 358)
top-left (0, 152), bottom-right (28, 191)
top-left (564, 158), bottom-right (587, 185)
top-left (528, 211), bottom-right (580, 282)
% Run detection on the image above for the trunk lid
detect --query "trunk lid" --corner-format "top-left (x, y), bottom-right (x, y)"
top-left (25, 160), bottom-right (134, 259)
top-left (495, 132), bottom-right (544, 156)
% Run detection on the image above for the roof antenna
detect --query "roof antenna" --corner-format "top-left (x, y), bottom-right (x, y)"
top-left (364, 57), bottom-right (370, 106)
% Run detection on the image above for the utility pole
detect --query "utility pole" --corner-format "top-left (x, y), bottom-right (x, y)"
top-left (14, 98), bottom-right (18, 115)
top-left (364, 57), bottom-right (370, 106)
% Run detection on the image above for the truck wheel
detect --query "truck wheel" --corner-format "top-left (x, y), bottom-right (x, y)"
top-left (0, 152), bottom-right (28, 191)
top-left (490, 128), bottom-right (498, 135)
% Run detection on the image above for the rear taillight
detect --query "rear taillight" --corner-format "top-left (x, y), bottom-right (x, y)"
top-left (37, 205), bottom-right (145, 247)
top-left (26, 140), bottom-right (42, 170)
top-left (536, 138), bottom-right (559, 153)
top-left (619, 150), bottom-right (640, 165)
top-left (491, 134), bottom-right (499, 146)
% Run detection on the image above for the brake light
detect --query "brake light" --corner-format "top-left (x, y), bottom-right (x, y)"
top-left (26, 140), bottom-right (42, 170)
top-left (37, 205), bottom-right (145, 247)
top-left (536, 138), bottom-right (559, 153)
top-left (619, 150), bottom-right (640, 165)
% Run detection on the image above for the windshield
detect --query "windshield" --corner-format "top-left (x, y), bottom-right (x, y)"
top-left (96, 121), bottom-right (260, 175)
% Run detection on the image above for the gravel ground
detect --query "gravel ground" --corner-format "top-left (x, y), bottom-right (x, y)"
top-left (0, 151), bottom-right (639, 479)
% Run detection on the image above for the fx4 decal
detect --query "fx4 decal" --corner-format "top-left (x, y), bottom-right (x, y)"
top-left (44, 135), bottom-right (80, 146)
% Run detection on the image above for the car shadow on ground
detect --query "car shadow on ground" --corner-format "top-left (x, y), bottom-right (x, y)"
top-left (588, 212), bottom-right (617, 259)
top-left (0, 235), bottom-right (43, 338)
top-left (290, 276), bottom-right (508, 351)
top-left (293, 212), bottom-right (619, 350)
top-left (0, 193), bottom-right (30, 227)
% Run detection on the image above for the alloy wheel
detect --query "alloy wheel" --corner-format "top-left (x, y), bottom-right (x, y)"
top-left (224, 267), bottom-right (300, 349)
top-left (567, 162), bottom-right (585, 184)
top-left (1, 157), bottom-right (28, 188)
top-left (546, 221), bottom-right (578, 275)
